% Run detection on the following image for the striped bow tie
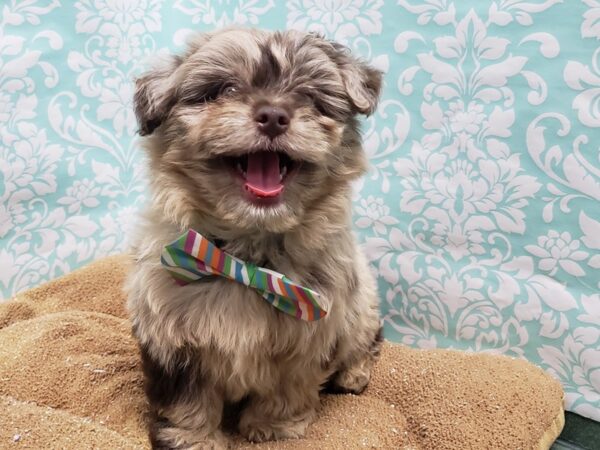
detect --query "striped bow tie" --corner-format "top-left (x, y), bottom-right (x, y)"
top-left (160, 229), bottom-right (327, 321)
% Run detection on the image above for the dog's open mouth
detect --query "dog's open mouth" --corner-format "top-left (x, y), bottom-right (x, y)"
top-left (224, 151), bottom-right (299, 205)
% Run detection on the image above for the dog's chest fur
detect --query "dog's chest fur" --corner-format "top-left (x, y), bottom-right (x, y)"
top-left (186, 277), bottom-right (337, 400)
top-left (128, 227), bottom-right (356, 398)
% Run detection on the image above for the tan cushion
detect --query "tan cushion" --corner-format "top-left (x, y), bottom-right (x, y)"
top-left (0, 256), bottom-right (564, 449)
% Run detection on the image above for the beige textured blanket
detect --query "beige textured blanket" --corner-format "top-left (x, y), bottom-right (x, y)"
top-left (0, 256), bottom-right (564, 449)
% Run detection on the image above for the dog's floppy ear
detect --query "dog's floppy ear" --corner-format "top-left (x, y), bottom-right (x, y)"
top-left (133, 55), bottom-right (182, 136)
top-left (318, 36), bottom-right (383, 116)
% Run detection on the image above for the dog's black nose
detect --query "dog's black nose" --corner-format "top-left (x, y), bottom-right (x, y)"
top-left (254, 106), bottom-right (290, 138)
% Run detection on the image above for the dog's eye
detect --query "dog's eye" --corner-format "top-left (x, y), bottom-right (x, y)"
top-left (220, 85), bottom-right (238, 96)
top-left (181, 83), bottom-right (238, 105)
top-left (303, 91), bottom-right (329, 116)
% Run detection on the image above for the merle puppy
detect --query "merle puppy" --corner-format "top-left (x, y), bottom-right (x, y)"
top-left (127, 27), bottom-right (383, 449)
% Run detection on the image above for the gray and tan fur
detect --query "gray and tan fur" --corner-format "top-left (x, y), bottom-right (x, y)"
top-left (126, 28), bottom-right (383, 449)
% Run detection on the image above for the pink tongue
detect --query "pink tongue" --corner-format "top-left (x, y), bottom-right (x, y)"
top-left (245, 152), bottom-right (283, 198)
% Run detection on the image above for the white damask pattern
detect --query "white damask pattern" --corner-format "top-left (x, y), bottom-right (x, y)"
top-left (0, 0), bottom-right (599, 422)
top-left (174, 0), bottom-right (275, 27)
top-left (372, 0), bottom-right (599, 420)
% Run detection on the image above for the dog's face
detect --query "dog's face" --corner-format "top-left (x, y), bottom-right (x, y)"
top-left (134, 28), bottom-right (381, 233)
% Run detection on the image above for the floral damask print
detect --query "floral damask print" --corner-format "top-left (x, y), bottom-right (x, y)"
top-left (396, 0), bottom-right (456, 26)
top-left (582, 0), bottom-right (600, 38)
top-left (48, 0), bottom-right (158, 267)
top-left (361, 0), bottom-right (599, 420)
top-left (96, 76), bottom-right (136, 135)
top-left (2, 0), bottom-right (600, 422)
top-left (0, 0), bottom-right (67, 294)
top-left (564, 48), bottom-right (600, 128)
top-left (564, 0), bottom-right (600, 127)
top-left (393, 11), bottom-right (544, 250)
top-left (445, 101), bottom-right (485, 136)
top-left (96, 205), bottom-right (139, 255)
top-left (564, 1), bottom-right (600, 127)
top-left (57, 179), bottom-right (102, 214)
top-left (525, 231), bottom-right (589, 277)
top-left (354, 195), bottom-right (399, 235)
top-left (173, 0), bottom-right (275, 27)
top-left (287, 0), bottom-right (383, 42)
top-left (72, 0), bottom-right (161, 131)
top-left (79, 0), bottom-right (162, 31)
top-left (394, 134), bottom-right (540, 233)
top-left (526, 113), bottom-right (600, 270)
top-left (539, 328), bottom-right (600, 417)
top-left (579, 212), bottom-right (600, 280)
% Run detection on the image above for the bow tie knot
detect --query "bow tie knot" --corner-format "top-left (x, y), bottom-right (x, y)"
top-left (161, 230), bottom-right (327, 321)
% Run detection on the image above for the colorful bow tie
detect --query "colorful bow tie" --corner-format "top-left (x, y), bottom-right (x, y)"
top-left (160, 229), bottom-right (327, 321)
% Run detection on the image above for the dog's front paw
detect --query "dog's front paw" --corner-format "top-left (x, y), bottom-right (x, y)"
top-left (238, 411), bottom-right (314, 443)
top-left (326, 363), bottom-right (372, 395)
top-left (326, 326), bottom-right (383, 395)
top-left (153, 425), bottom-right (229, 450)
top-left (239, 420), bottom-right (306, 443)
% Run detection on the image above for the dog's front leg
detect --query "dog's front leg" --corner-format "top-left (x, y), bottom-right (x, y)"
top-left (325, 323), bottom-right (384, 395)
top-left (139, 344), bottom-right (227, 450)
top-left (238, 376), bottom-right (320, 443)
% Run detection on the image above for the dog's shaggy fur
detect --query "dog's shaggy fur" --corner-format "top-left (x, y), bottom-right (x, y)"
top-left (126, 28), bottom-right (383, 449)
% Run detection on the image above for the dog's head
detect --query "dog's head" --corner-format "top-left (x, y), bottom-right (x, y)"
top-left (135, 28), bottom-right (382, 233)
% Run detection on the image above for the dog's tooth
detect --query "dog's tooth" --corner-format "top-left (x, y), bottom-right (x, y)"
top-left (280, 165), bottom-right (287, 179)
top-left (236, 162), bottom-right (243, 173)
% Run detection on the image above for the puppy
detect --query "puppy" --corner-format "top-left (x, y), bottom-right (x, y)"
top-left (126, 28), bottom-right (383, 449)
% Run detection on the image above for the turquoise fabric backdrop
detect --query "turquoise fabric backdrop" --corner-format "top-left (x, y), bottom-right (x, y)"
top-left (1, 0), bottom-right (599, 421)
